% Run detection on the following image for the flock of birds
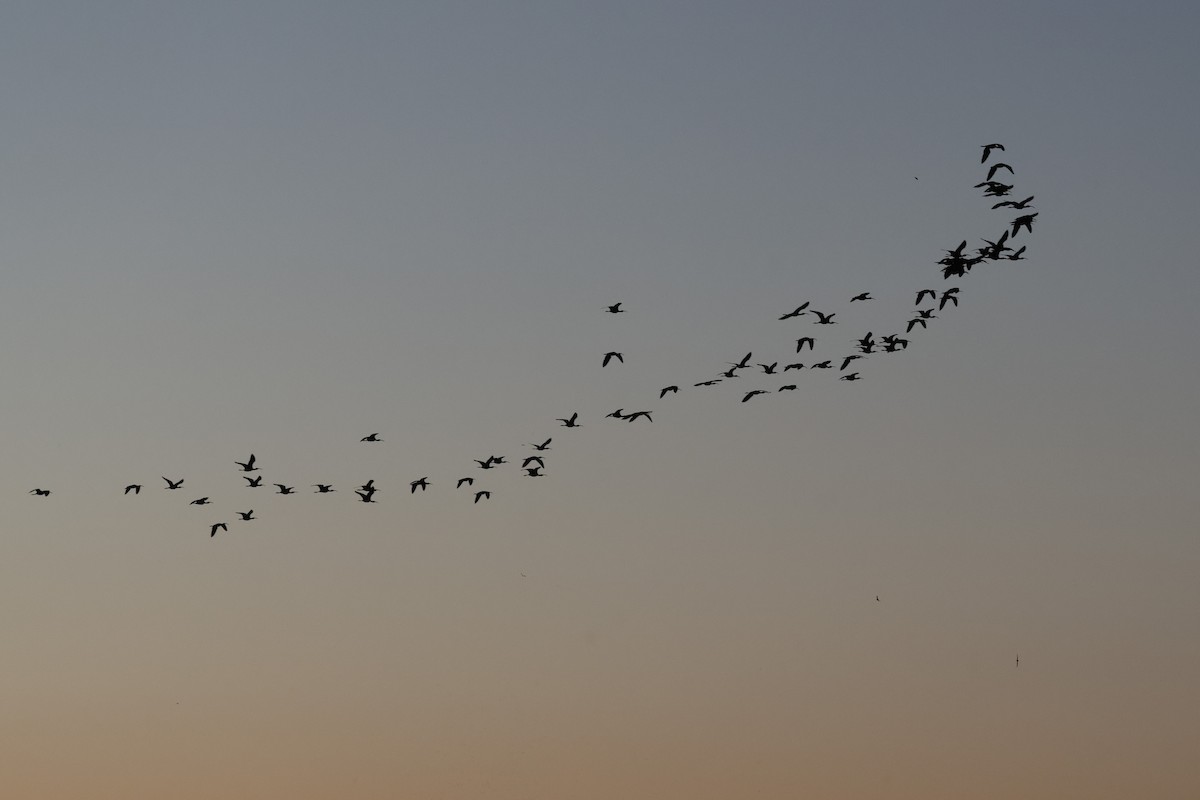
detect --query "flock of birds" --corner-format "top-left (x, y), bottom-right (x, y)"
top-left (26, 144), bottom-right (1037, 539)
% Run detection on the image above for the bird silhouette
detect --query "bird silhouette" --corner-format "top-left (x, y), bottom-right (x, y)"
top-left (811, 310), bottom-right (836, 324)
top-left (728, 352), bottom-right (753, 369)
top-left (850, 292), bottom-right (872, 302)
top-left (659, 385), bottom-right (679, 398)
top-left (742, 390), bottom-right (769, 402)
top-left (313, 484), bottom-right (335, 493)
top-left (778, 303), bottom-right (809, 319)
top-left (778, 384), bottom-right (797, 391)
top-left (522, 456), bottom-right (544, 469)
top-left (237, 510), bottom-right (255, 521)
top-left (457, 477), bottom-right (474, 488)
top-left (605, 408), bottom-right (626, 419)
top-left (605, 302), bottom-right (625, 314)
top-left (355, 489), bottom-right (377, 503)
top-left (1011, 213), bottom-right (1038, 237)
top-left (624, 410), bottom-right (653, 422)
top-left (993, 195), bottom-right (1034, 210)
top-left (840, 355), bottom-right (862, 371)
top-left (361, 433), bottom-right (382, 442)
top-left (939, 287), bottom-right (961, 310)
top-left (915, 289), bottom-right (936, 305)
top-left (980, 142), bottom-right (1005, 162)
top-left (529, 438), bottom-right (552, 451)
top-left (796, 337), bottom-right (815, 352)
top-left (985, 162), bottom-right (1014, 181)
top-left (234, 454), bottom-right (258, 472)
top-left (244, 475), bottom-right (263, 487)
top-left (602, 352), bottom-right (624, 367)
top-left (162, 477), bottom-right (184, 490)
top-left (189, 497), bottom-right (211, 506)
top-left (840, 373), bottom-right (862, 381)
top-left (274, 484), bottom-right (295, 495)
top-left (784, 363), bottom-right (804, 371)
top-left (29, 488), bottom-right (51, 496)
top-left (758, 362), bottom-right (778, 374)
top-left (210, 523), bottom-right (227, 537)
top-left (124, 484), bottom-right (141, 495)
top-left (474, 490), bottom-right (491, 503)
top-left (410, 478), bottom-right (429, 493)
top-left (694, 379), bottom-right (721, 386)
top-left (557, 412), bottom-right (580, 427)
top-left (524, 467), bottom-right (544, 477)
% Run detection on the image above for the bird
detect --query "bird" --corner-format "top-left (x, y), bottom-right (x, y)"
top-left (980, 142), bottom-right (1005, 162)
top-left (1006, 245), bottom-right (1027, 261)
top-left (850, 292), bottom-right (872, 302)
top-left (487, 456), bottom-right (507, 465)
top-left (728, 352), bottom-right (753, 370)
top-left (274, 484), bottom-right (295, 495)
top-left (189, 497), bottom-right (211, 506)
top-left (410, 478), bottom-right (429, 493)
top-left (659, 385), bottom-right (679, 398)
top-left (474, 490), bottom-right (491, 503)
top-left (244, 476), bottom-right (263, 487)
top-left (758, 362), bottom-right (778, 374)
top-left (624, 410), bottom-right (653, 422)
top-left (557, 412), bottom-right (580, 427)
top-left (718, 367), bottom-right (741, 379)
top-left (742, 390), bottom-right (769, 402)
top-left (1011, 213), bottom-right (1038, 237)
top-left (162, 477), bottom-right (184, 490)
top-left (525, 467), bottom-right (544, 477)
top-left (605, 408), bottom-right (626, 419)
top-left (784, 363), bottom-right (804, 371)
top-left (906, 317), bottom-right (928, 332)
top-left (209, 523), bottom-right (227, 537)
top-left (522, 456), bottom-right (544, 469)
top-left (355, 489), bottom-right (377, 503)
top-left (123, 484), bottom-right (141, 495)
top-left (313, 484), bottom-right (335, 493)
top-left (361, 433), bottom-right (382, 442)
top-left (474, 458), bottom-right (495, 470)
top-left (236, 510), bottom-right (255, 521)
top-left (796, 337), bottom-right (815, 352)
top-left (811, 310), bottom-right (836, 324)
top-left (29, 488), bottom-right (51, 496)
top-left (360, 480), bottom-right (376, 493)
top-left (993, 195), bottom-right (1034, 210)
top-left (456, 477), bottom-right (474, 488)
top-left (529, 438), bottom-right (552, 451)
top-left (939, 287), bottom-right (961, 310)
top-left (605, 302), bottom-right (625, 314)
top-left (810, 361), bottom-right (832, 369)
top-left (234, 454), bottom-right (258, 472)
top-left (985, 162), bottom-right (1014, 181)
top-left (915, 289), bottom-right (936, 305)
top-left (840, 355), bottom-right (862, 371)
top-left (694, 379), bottom-right (721, 386)
top-left (840, 373), bottom-right (862, 381)
top-left (975, 180), bottom-right (1014, 197)
top-left (602, 351), bottom-right (624, 367)
top-left (778, 303), bottom-right (809, 319)
top-left (778, 384), bottom-right (797, 391)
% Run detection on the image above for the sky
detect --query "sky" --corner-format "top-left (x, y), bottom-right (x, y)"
top-left (2, 2), bottom-right (1198, 798)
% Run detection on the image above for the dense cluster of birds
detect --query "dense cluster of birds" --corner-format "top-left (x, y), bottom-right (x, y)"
top-left (26, 145), bottom-right (1037, 538)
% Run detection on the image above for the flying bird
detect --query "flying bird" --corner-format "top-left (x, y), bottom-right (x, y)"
top-left (915, 289), bottom-right (936, 305)
top-left (840, 373), bottom-right (862, 381)
top-left (796, 337), bottom-right (815, 352)
top-left (313, 484), bottom-right (335, 493)
top-left (728, 352), bottom-right (753, 370)
top-left (457, 477), bottom-right (474, 488)
top-left (124, 484), bottom-right (141, 495)
top-left (355, 489), bottom-right (377, 503)
top-left (659, 385), bottom-right (679, 398)
top-left (993, 195), bottom-right (1034, 210)
top-left (524, 467), bottom-right (544, 477)
top-left (29, 488), bottom-right (51, 496)
top-left (522, 456), bottom-right (544, 469)
top-left (939, 287), bottom-right (961, 310)
top-left (624, 411), bottom-right (653, 422)
top-left (163, 477), bottom-right (184, 490)
top-left (778, 303), bottom-right (809, 319)
top-left (410, 478), bottom-right (429, 493)
top-left (244, 476), bottom-right (263, 487)
top-left (474, 490), bottom-right (491, 503)
top-left (985, 162), bottom-right (1014, 181)
top-left (602, 351), bottom-right (624, 367)
top-left (189, 497), bottom-right (211, 506)
top-left (980, 142), bottom-right (1005, 162)
top-left (236, 510), bottom-right (255, 521)
top-left (840, 355), bottom-right (862, 371)
top-left (778, 384), bottom-right (797, 391)
top-left (1011, 213), bottom-right (1038, 237)
top-left (361, 433), bottom-right (382, 442)
top-left (758, 362), bottom-right (778, 374)
top-left (742, 390), bottom-right (769, 402)
top-left (811, 310), bottom-right (836, 324)
top-left (274, 484), bottom-right (295, 495)
top-left (529, 438), bottom-right (552, 451)
top-left (605, 408), bottom-right (626, 419)
top-left (694, 379), bottom-right (721, 386)
top-left (784, 363), bottom-right (804, 371)
top-left (234, 454), bottom-right (258, 472)
top-left (557, 412), bottom-right (580, 427)
top-left (209, 523), bottom-right (227, 537)
top-left (850, 292), bottom-right (873, 302)
top-left (605, 302), bottom-right (625, 314)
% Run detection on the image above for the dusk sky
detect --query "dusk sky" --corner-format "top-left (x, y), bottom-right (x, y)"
top-left (3, 2), bottom-right (1198, 798)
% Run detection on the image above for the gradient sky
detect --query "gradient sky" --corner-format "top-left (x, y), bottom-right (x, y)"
top-left (3, 2), bottom-right (1198, 798)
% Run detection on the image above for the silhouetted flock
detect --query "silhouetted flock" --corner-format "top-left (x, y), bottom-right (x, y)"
top-left (27, 145), bottom-right (1038, 536)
